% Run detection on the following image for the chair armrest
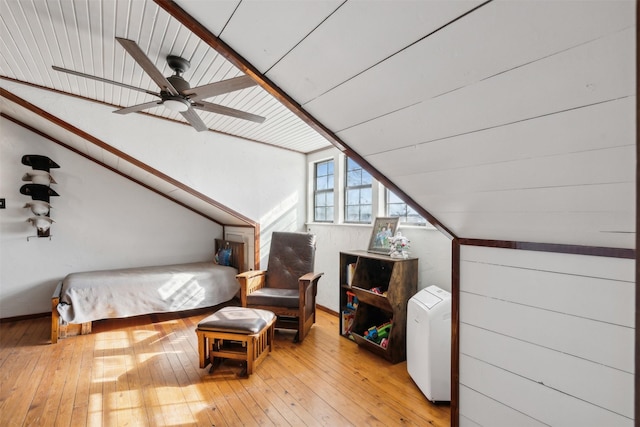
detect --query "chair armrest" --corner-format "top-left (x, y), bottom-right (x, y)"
top-left (236, 270), bottom-right (267, 306)
top-left (299, 272), bottom-right (323, 285)
top-left (299, 272), bottom-right (323, 297)
top-left (298, 272), bottom-right (323, 317)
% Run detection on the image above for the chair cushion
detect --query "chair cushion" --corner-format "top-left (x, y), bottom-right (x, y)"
top-left (246, 288), bottom-right (300, 308)
top-left (197, 306), bottom-right (275, 334)
top-left (266, 232), bottom-right (316, 290)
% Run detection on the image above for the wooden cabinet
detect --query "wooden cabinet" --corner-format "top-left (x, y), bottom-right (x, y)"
top-left (339, 250), bottom-right (418, 363)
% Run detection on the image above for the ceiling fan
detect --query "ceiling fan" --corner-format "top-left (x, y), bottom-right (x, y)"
top-left (52, 37), bottom-right (265, 132)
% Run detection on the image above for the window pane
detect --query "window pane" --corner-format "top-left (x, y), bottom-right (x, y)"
top-left (346, 188), bottom-right (359, 204)
top-left (361, 172), bottom-right (373, 185)
top-left (346, 170), bottom-right (361, 186)
top-left (326, 192), bottom-right (334, 205)
top-left (388, 191), bottom-right (403, 204)
top-left (317, 208), bottom-right (332, 222)
top-left (388, 204), bottom-right (405, 217)
top-left (346, 157), bottom-right (357, 171)
top-left (360, 205), bottom-right (372, 222)
top-left (360, 188), bottom-right (372, 204)
top-left (385, 189), bottom-right (426, 225)
top-left (316, 176), bottom-right (327, 191)
top-left (345, 206), bottom-right (360, 222)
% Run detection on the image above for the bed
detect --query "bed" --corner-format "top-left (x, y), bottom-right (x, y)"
top-left (51, 239), bottom-right (245, 343)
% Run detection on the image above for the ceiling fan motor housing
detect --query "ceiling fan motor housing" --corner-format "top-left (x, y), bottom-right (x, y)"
top-left (165, 55), bottom-right (191, 97)
top-left (167, 74), bottom-right (190, 94)
top-left (167, 55), bottom-right (190, 74)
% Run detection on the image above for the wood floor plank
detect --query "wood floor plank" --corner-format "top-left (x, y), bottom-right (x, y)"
top-left (40, 340), bottom-right (77, 426)
top-left (0, 309), bottom-right (450, 426)
top-left (269, 345), bottom-right (386, 426)
top-left (290, 323), bottom-right (450, 426)
top-left (55, 326), bottom-right (87, 426)
top-left (167, 326), bottom-right (228, 426)
top-left (260, 372), bottom-right (323, 427)
top-left (0, 350), bottom-right (41, 426)
top-left (239, 362), bottom-right (307, 426)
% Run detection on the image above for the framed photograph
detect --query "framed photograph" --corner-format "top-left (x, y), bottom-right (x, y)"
top-left (367, 217), bottom-right (399, 254)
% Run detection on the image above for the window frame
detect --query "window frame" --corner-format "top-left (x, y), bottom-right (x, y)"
top-left (307, 150), bottom-right (430, 228)
top-left (312, 159), bottom-right (335, 223)
top-left (344, 157), bottom-right (373, 224)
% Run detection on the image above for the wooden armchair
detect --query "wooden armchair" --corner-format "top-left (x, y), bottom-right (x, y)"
top-left (236, 232), bottom-right (323, 343)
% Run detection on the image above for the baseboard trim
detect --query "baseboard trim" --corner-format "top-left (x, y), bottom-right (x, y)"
top-left (316, 304), bottom-right (338, 317)
top-left (0, 312), bottom-right (50, 323)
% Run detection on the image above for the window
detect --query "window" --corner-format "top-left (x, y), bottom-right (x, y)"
top-left (345, 157), bottom-right (372, 223)
top-left (308, 151), bottom-right (431, 228)
top-left (313, 160), bottom-right (334, 222)
top-left (386, 189), bottom-right (426, 225)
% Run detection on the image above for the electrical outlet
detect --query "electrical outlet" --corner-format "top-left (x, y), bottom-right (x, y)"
top-left (0, 199), bottom-right (5, 209)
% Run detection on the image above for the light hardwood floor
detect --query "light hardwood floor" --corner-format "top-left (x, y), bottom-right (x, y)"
top-left (0, 308), bottom-right (450, 426)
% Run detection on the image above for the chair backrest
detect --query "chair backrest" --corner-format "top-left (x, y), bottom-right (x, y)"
top-left (266, 232), bottom-right (316, 290)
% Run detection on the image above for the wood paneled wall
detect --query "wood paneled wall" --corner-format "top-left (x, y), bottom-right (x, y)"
top-left (458, 245), bottom-right (634, 426)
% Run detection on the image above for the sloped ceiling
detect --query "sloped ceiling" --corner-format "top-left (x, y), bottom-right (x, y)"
top-left (0, 0), bottom-right (636, 249)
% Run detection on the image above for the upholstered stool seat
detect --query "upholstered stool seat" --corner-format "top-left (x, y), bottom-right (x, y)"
top-left (196, 306), bottom-right (276, 377)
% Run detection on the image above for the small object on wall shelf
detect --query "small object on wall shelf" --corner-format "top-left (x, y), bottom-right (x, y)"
top-left (22, 170), bottom-right (57, 185)
top-left (20, 154), bottom-right (59, 238)
top-left (338, 250), bottom-right (418, 363)
top-left (21, 154), bottom-right (60, 171)
top-left (19, 184), bottom-right (59, 203)
top-left (24, 200), bottom-right (51, 216)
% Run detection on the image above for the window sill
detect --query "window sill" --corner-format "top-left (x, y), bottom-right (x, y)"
top-left (306, 221), bottom-right (436, 231)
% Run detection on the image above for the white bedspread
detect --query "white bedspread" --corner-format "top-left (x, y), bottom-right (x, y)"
top-left (57, 262), bottom-right (239, 324)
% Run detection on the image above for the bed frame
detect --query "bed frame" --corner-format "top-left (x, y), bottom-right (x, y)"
top-left (51, 239), bottom-right (245, 343)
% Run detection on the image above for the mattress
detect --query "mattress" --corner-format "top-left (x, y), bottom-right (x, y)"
top-left (57, 261), bottom-right (239, 324)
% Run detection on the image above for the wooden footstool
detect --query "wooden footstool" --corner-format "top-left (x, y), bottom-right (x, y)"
top-left (196, 306), bottom-right (276, 377)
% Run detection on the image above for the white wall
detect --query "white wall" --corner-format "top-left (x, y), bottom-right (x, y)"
top-left (459, 245), bottom-right (635, 426)
top-left (309, 223), bottom-right (451, 312)
top-left (0, 118), bottom-right (223, 318)
top-left (1, 80), bottom-right (309, 242)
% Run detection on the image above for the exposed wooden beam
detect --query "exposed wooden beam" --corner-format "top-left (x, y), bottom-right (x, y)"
top-left (459, 238), bottom-right (635, 259)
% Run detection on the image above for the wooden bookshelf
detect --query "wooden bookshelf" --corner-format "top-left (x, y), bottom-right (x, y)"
top-left (339, 250), bottom-right (418, 363)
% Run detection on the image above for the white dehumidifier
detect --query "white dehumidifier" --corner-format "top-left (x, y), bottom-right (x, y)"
top-left (406, 285), bottom-right (452, 402)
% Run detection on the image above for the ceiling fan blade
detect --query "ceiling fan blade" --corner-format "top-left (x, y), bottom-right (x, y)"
top-left (114, 100), bottom-right (162, 115)
top-left (193, 101), bottom-right (266, 124)
top-left (183, 75), bottom-right (257, 101)
top-left (180, 108), bottom-right (209, 132)
top-left (115, 37), bottom-right (179, 96)
top-left (52, 65), bottom-right (161, 97)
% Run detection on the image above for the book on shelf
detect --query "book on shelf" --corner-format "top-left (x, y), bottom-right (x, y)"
top-left (346, 263), bottom-right (356, 287)
top-left (341, 310), bottom-right (355, 335)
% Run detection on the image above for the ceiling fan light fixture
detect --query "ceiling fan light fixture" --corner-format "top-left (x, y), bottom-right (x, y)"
top-left (163, 97), bottom-right (190, 112)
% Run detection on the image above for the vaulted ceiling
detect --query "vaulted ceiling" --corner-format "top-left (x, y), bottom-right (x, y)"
top-left (0, 0), bottom-right (635, 249)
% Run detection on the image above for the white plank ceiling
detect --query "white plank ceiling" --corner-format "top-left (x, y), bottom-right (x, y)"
top-left (0, 0), bottom-right (635, 248)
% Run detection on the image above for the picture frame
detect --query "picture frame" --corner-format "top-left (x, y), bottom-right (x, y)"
top-left (367, 217), bottom-right (399, 254)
